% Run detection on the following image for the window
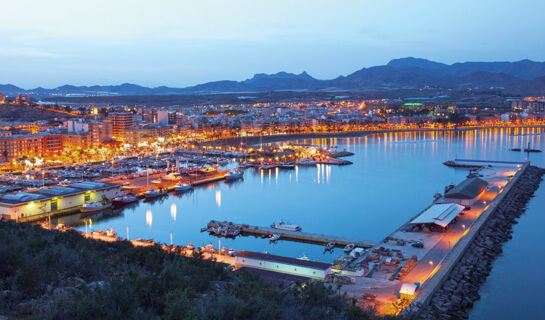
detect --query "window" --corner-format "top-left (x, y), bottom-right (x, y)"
top-left (50, 200), bottom-right (58, 211)
top-left (84, 194), bottom-right (90, 202)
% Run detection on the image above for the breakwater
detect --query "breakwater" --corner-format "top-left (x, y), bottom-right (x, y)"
top-left (418, 165), bottom-right (545, 319)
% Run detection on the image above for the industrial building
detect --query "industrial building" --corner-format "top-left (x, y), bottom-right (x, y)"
top-left (0, 182), bottom-right (122, 221)
top-left (410, 203), bottom-right (465, 230)
top-left (444, 177), bottom-right (488, 206)
top-left (234, 251), bottom-right (331, 280)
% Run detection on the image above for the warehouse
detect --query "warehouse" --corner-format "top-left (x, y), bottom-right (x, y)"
top-left (444, 177), bottom-right (488, 206)
top-left (0, 182), bottom-right (122, 220)
top-left (409, 203), bottom-right (465, 231)
top-left (234, 251), bottom-right (331, 280)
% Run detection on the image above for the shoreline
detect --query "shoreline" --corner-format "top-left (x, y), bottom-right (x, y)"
top-left (203, 125), bottom-right (545, 146)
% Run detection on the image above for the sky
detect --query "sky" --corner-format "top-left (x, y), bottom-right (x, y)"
top-left (1, 0), bottom-right (544, 88)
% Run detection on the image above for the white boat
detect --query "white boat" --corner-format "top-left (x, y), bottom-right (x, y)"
top-left (80, 201), bottom-right (112, 213)
top-left (174, 183), bottom-right (193, 193)
top-left (225, 169), bottom-right (243, 181)
top-left (295, 158), bottom-right (317, 166)
top-left (344, 243), bottom-right (355, 253)
top-left (271, 221), bottom-right (301, 231)
top-left (269, 234), bottom-right (281, 243)
top-left (297, 253), bottom-right (310, 261)
top-left (144, 189), bottom-right (166, 199)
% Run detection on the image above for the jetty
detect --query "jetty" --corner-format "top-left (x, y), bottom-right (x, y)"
top-left (207, 220), bottom-right (377, 248)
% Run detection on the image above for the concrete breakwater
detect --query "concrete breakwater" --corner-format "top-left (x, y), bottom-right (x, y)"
top-left (418, 165), bottom-right (545, 319)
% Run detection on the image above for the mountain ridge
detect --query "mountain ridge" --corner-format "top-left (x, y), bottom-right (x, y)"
top-left (2, 58), bottom-right (545, 98)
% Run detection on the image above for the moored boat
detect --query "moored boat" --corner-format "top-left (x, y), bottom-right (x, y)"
top-left (224, 168), bottom-right (244, 181)
top-left (271, 221), bottom-right (301, 231)
top-left (144, 189), bottom-right (167, 199)
top-left (174, 183), bottom-right (193, 193)
top-left (112, 195), bottom-right (139, 206)
top-left (80, 201), bottom-right (112, 213)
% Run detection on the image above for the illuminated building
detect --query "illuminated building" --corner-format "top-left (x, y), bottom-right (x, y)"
top-left (109, 112), bottom-right (134, 140)
top-left (0, 182), bottom-right (122, 220)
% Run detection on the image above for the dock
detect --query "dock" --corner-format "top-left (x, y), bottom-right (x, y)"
top-left (208, 220), bottom-right (377, 248)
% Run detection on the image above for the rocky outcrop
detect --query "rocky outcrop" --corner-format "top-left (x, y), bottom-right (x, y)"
top-left (419, 165), bottom-right (545, 320)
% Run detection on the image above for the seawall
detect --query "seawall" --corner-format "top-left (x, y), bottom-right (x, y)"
top-left (414, 165), bottom-right (545, 319)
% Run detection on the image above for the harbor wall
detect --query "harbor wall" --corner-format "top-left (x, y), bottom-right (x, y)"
top-left (412, 163), bottom-right (545, 319)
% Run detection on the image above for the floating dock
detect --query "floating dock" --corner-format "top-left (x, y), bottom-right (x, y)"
top-left (208, 220), bottom-right (377, 248)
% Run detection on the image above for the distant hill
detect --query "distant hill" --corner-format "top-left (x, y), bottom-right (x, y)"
top-left (2, 57), bottom-right (545, 98)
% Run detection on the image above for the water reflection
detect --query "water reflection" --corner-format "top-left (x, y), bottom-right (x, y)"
top-left (57, 128), bottom-right (545, 266)
top-left (170, 203), bottom-right (177, 221)
top-left (146, 208), bottom-right (152, 227)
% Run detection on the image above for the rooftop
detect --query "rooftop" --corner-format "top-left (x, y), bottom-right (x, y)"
top-left (235, 250), bottom-right (331, 270)
top-left (445, 177), bottom-right (488, 199)
top-left (410, 203), bottom-right (465, 228)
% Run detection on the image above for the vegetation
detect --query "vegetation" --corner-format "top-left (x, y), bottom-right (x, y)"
top-left (0, 221), bottom-right (418, 319)
top-left (0, 103), bottom-right (74, 121)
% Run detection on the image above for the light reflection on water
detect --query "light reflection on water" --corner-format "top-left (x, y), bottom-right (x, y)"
top-left (53, 128), bottom-right (545, 316)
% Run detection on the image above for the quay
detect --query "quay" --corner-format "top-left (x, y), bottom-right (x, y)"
top-left (207, 220), bottom-right (377, 248)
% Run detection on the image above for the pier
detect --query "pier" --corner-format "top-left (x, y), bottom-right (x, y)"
top-left (207, 220), bottom-right (377, 248)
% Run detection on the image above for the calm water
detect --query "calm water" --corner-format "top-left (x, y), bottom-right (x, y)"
top-left (57, 128), bottom-right (545, 319)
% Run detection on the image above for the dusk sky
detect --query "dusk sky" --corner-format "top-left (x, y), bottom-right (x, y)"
top-left (2, 0), bottom-right (544, 88)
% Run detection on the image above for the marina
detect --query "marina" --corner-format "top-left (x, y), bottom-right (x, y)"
top-left (206, 219), bottom-right (378, 248)
top-left (5, 128), bottom-right (544, 317)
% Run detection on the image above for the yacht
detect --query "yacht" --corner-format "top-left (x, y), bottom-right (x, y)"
top-left (174, 183), bottom-right (193, 193)
top-left (80, 201), bottom-right (112, 213)
top-left (144, 189), bottom-right (167, 199)
top-left (271, 221), bottom-right (301, 232)
top-left (225, 168), bottom-right (244, 181)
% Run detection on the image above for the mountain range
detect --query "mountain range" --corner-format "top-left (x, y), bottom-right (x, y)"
top-left (1, 57), bottom-right (545, 98)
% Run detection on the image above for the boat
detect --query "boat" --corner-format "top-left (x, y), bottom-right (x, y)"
top-left (269, 234), bottom-right (281, 243)
top-left (174, 183), bottom-right (193, 193)
top-left (112, 195), bottom-right (139, 206)
top-left (131, 238), bottom-right (155, 247)
top-left (271, 221), bottom-right (301, 231)
top-left (344, 243), bottom-right (355, 253)
top-left (80, 201), bottom-right (112, 213)
top-left (295, 158), bottom-right (317, 166)
top-left (220, 247), bottom-right (236, 256)
top-left (224, 168), bottom-right (244, 181)
top-left (87, 228), bottom-right (117, 242)
top-left (279, 162), bottom-right (295, 169)
top-left (324, 241), bottom-right (336, 252)
top-left (186, 243), bottom-right (195, 250)
top-left (144, 189), bottom-right (167, 199)
top-left (162, 173), bottom-right (181, 181)
top-left (297, 253), bottom-right (310, 261)
top-left (201, 244), bottom-right (217, 253)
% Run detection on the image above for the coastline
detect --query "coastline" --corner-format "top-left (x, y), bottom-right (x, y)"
top-left (415, 165), bottom-right (545, 319)
top-left (203, 125), bottom-right (545, 146)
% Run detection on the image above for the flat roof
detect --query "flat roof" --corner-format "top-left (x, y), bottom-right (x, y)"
top-left (235, 251), bottom-right (331, 270)
top-left (410, 203), bottom-right (464, 228)
top-left (0, 182), bottom-right (120, 206)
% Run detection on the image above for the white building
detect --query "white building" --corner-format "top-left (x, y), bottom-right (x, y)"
top-left (234, 251), bottom-right (331, 280)
top-left (0, 182), bottom-right (122, 221)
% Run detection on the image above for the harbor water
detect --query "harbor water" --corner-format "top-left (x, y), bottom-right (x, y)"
top-left (55, 128), bottom-right (545, 319)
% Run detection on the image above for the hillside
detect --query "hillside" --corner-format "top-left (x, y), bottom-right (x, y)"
top-left (0, 221), bottom-right (417, 319)
top-left (0, 103), bottom-right (75, 122)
